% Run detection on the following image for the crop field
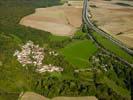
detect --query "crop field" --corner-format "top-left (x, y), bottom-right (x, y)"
top-left (20, 2), bottom-right (82, 36)
top-left (59, 39), bottom-right (97, 68)
top-left (20, 92), bottom-right (97, 100)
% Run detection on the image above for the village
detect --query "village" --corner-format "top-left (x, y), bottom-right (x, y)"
top-left (14, 41), bottom-right (63, 73)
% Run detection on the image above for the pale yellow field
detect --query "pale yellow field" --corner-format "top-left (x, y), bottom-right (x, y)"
top-left (20, 1), bottom-right (83, 36)
top-left (20, 92), bottom-right (97, 100)
top-left (89, 0), bottom-right (133, 48)
top-left (20, 92), bottom-right (49, 100)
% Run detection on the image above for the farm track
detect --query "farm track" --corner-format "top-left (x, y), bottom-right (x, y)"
top-left (82, 0), bottom-right (133, 67)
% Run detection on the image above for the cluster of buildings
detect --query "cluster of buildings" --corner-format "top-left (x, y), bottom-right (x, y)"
top-left (13, 41), bottom-right (44, 67)
top-left (37, 64), bottom-right (63, 73)
top-left (14, 41), bottom-right (63, 73)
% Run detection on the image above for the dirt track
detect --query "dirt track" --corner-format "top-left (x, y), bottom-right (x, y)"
top-left (20, 1), bottom-right (83, 36)
top-left (89, 0), bottom-right (133, 48)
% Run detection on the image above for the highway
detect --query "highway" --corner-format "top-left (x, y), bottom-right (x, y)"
top-left (82, 0), bottom-right (133, 67)
top-left (83, 0), bottom-right (133, 56)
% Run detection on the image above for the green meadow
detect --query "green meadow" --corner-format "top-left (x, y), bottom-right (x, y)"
top-left (59, 39), bottom-right (97, 68)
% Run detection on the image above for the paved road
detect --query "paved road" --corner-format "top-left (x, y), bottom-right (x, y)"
top-left (83, 0), bottom-right (133, 56)
top-left (82, 0), bottom-right (133, 67)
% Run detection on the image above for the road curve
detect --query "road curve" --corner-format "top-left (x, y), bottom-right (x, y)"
top-left (83, 0), bottom-right (133, 56)
top-left (82, 0), bottom-right (133, 67)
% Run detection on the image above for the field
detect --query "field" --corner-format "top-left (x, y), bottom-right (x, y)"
top-left (89, 0), bottom-right (133, 48)
top-left (20, 92), bottom-right (48, 100)
top-left (59, 39), bottom-right (97, 68)
top-left (20, 1), bottom-right (83, 36)
top-left (20, 92), bottom-right (97, 100)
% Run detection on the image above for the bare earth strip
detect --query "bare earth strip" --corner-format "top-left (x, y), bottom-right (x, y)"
top-left (20, 1), bottom-right (83, 36)
top-left (89, 0), bottom-right (133, 48)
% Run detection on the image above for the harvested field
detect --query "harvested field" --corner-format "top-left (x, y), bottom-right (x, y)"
top-left (20, 92), bottom-right (49, 100)
top-left (20, 92), bottom-right (97, 100)
top-left (89, 0), bottom-right (133, 48)
top-left (20, 1), bottom-right (83, 36)
top-left (67, 0), bottom-right (83, 8)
